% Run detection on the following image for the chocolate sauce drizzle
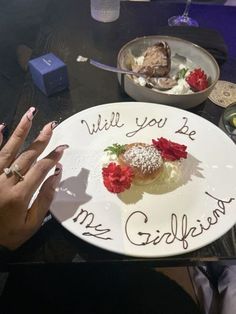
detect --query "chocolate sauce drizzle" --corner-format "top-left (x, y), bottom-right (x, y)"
top-left (81, 112), bottom-right (124, 135)
top-left (125, 192), bottom-right (235, 249)
top-left (80, 112), bottom-right (197, 143)
top-left (126, 116), bottom-right (167, 137)
top-left (175, 117), bottom-right (196, 141)
top-left (73, 208), bottom-right (112, 240)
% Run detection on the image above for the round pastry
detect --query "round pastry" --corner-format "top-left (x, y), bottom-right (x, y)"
top-left (118, 143), bottom-right (163, 185)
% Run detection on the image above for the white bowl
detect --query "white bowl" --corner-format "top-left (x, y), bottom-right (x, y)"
top-left (117, 35), bottom-right (220, 109)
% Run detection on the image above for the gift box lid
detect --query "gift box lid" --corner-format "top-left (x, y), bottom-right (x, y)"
top-left (29, 53), bottom-right (66, 75)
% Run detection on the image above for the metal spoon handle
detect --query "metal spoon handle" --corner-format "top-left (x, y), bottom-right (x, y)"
top-left (76, 55), bottom-right (146, 78)
top-left (90, 59), bottom-right (143, 77)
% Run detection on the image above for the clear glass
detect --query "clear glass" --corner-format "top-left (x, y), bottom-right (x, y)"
top-left (168, 0), bottom-right (199, 27)
top-left (90, 0), bottom-right (120, 23)
top-left (219, 102), bottom-right (236, 143)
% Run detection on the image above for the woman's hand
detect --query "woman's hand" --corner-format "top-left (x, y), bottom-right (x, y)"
top-left (0, 107), bottom-right (68, 250)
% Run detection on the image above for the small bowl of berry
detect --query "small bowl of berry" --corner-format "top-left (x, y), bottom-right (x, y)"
top-left (117, 35), bottom-right (220, 109)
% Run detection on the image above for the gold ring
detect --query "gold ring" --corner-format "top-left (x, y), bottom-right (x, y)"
top-left (3, 167), bottom-right (12, 177)
top-left (3, 164), bottom-right (24, 181)
top-left (11, 164), bottom-right (24, 181)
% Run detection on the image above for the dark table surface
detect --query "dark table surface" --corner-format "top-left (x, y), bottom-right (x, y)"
top-left (2, 0), bottom-right (236, 268)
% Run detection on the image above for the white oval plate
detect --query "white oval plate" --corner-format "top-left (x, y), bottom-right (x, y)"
top-left (46, 102), bottom-right (236, 258)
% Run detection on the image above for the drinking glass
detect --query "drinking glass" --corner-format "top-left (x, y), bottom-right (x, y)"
top-left (168, 0), bottom-right (199, 27)
top-left (90, 0), bottom-right (120, 23)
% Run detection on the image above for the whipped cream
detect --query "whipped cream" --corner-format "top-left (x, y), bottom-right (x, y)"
top-left (101, 151), bottom-right (118, 167)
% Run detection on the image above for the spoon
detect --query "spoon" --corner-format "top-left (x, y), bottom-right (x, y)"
top-left (76, 55), bottom-right (147, 78)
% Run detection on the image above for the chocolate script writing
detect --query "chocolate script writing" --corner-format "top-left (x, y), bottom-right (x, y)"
top-left (81, 112), bottom-right (124, 135)
top-left (126, 116), bottom-right (168, 138)
top-left (80, 111), bottom-right (197, 141)
top-left (73, 208), bottom-right (112, 240)
top-left (175, 117), bottom-right (196, 140)
top-left (125, 192), bottom-right (234, 249)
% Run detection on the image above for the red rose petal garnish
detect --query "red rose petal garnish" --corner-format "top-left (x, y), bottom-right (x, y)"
top-left (102, 162), bottom-right (134, 193)
top-left (152, 137), bottom-right (187, 161)
top-left (186, 68), bottom-right (208, 92)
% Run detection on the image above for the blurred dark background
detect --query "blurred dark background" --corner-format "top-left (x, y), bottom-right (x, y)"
top-left (0, 0), bottom-right (50, 133)
top-left (0, 0), bottom-right (231, 128)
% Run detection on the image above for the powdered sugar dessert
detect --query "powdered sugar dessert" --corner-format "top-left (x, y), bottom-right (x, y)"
top-left (118, 143), bottom-right (163, 185)
top-left (102, 137), bottom-right (188, 193)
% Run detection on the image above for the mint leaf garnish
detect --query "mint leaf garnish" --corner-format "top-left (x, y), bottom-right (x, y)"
top-left (104, 143), bottom-right (126, 157)
top-left (177, 68), bottom-right (188, 79)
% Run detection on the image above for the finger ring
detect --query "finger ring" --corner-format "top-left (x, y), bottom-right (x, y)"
top-left (3, 167), bottom-right (12, 177)
top-left (11, 164), bottom-right (24, 181)
top-left (3, 164), bottom-right (24, 181)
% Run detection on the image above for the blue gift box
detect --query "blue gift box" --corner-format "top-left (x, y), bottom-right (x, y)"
top-left (28, 53), bottom-right (69, 96)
